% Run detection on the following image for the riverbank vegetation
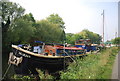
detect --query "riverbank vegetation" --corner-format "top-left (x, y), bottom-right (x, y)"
top-left (11, 47), bottom-right (118, 80)
top-left (60, 47), bottom-right (118, 79)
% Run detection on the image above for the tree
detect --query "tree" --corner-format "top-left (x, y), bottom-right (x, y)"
top-left (1, 1), bottom-right (25, 49)
top-left (5, 12), bottom-right (36, 45)
top-left (1, 1), bottom-right (25, 33)
top-left (66, 33), bottom-right (75, 44)
top-left (112, 37), bottom-right (120, 45)
top-left (60, 30), bottom-right (66, 43)
top-left (1, 1), bottom-right (26, 77)
top-left (65, 29), bottom-right (102, 44)
top-left (46, 14), bottom-right (66, 43)
top-left (46, 13), bottom-right (65, 29)
top-left (7, 17), bottom-right (35, 44)
top-left (23, 13), bottom-right (35, 23)
top-left (78, 29), bottom-right (102, 44)
top-left (34, 20), bottom-right (64, 43)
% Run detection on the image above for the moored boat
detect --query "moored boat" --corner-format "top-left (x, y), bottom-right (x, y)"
top-left (75, 39), bottom-right (98, 52)
top-left (8, 41), bottom-right (86, 75)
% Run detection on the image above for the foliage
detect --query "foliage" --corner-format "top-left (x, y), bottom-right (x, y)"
top-left (34, 19), bottom-right (65, 43)
top-left (65, 33), bottom-right (81, 44)
top-left (1, 2), bottom-right (66, 48)
top-left (12, 69), bottom-right (53, 80)
top-left (23, 13), bottom-right (35, 23)
top-left (60, 47), bottom-right (118, 79)
top-left (77, 29), bottom-right (102, 44)
top-left (1, 1), bottom-right (25, 51)
top-left (12, 75), bottom-right (36, 81)
top-left (66, 29), bottom-right (102, 44)
top-left (1, 2), bottom-right (36, 79)
top-left (1, 1), bottom-right (25, 25)
top-left (111, 37), bottom-right (120, 45)
top-left (46, 13), bottom-right (65, 29)
top-left (46, 13), bottom-right (66, 43)
top-left (1, 2), bottom-right (26, 77)
top-left (36, 69), bottom-right (53, 79)
top-left (1, 1), bottom-right (25, 34)
top-left (7, 17), bottom-right (35, 44)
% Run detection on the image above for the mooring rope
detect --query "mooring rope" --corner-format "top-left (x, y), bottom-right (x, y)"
top-left (2, 63), bottom-right (12, 80)
top-left (2, 49), bottom-right (18, 80)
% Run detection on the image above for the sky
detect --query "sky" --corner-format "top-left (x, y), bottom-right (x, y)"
top-left (9, 0), bottom-right (119, 42)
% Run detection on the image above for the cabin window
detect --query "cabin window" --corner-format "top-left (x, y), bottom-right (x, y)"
top-left (57, 49), bottom-right (64, 55)
top-left (33, 46), bottom-right (41, 54)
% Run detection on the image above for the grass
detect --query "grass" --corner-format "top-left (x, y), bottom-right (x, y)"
top-left (60, 47), bottom-right (118, 79)
top-left (11, 69), bottom-right (54, 80)
top-left (36, 69), bottom-right (54, 79)
top-left (12, 75), bottom-right (33, 81)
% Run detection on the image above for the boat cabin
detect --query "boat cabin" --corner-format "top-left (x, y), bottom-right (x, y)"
top-left (75, 39), bottom-right (97, 52)
top-left (17, 43), bottom-right (85, 56)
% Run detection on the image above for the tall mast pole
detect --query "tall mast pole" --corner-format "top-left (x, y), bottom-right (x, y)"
top-left (102, 10), bottom-right (104, 43)
top-left (115, 32), bottom-right (117, 38)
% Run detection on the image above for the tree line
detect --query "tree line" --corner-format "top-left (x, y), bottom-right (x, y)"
top-left (111, 37), bottom-right (120, 45)
top-left (66, 29), bottom-right (102, 45)
top-left (1, 1), bottom-right (66, 53)
top-left (1, 1), bottom-right (104, 53)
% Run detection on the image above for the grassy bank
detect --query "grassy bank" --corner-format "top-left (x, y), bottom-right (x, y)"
top-left (60, 47), bottom-right (118, 79)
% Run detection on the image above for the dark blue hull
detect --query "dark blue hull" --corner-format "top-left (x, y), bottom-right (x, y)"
top-left (12, 48), bottom-right (71, 75)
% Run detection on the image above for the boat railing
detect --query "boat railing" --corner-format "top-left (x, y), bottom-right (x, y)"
top-left (63, 50), bottom-right (76, 63)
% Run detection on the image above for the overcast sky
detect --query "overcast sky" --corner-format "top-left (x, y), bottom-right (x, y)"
top-left (9, 0), bottom-right (119, 42)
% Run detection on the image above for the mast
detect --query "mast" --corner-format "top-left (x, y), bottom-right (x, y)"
top-left (115, 32), bottom-right (117, 38)
top-left (102, 10), bottom-right (104, 43)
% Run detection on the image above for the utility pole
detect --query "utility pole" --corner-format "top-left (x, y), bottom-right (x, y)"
top-left (115, 32), bottom-right (117, 38)
top-left (102, 10), bottom-right (104, 43)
